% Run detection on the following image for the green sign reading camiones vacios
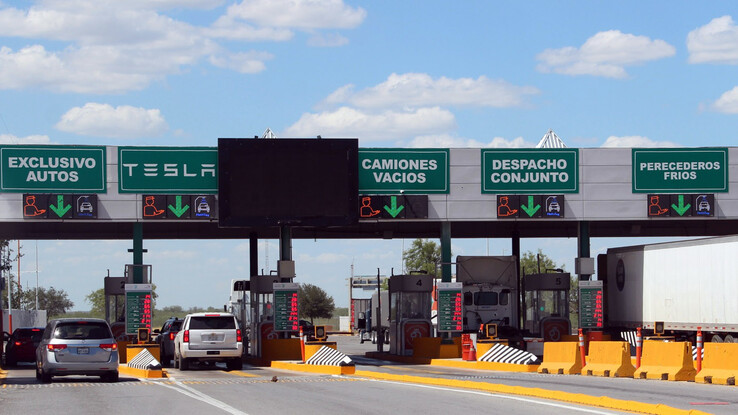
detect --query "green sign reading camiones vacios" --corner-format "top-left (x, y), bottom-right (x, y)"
top-left (481, 148), bottom-right (579, 193)
top-left (359, 148), bottom-right (449, 194)
top-left (632, 148), bottom-right (728, 193)
top-left (0, 145), bottom-right (106, 192)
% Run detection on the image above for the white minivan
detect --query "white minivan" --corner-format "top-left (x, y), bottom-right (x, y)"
top-left (173, 312), bottom-right (243, 371)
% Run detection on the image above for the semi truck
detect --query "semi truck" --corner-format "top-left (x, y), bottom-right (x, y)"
top-left (599, 235), bottom-right (738, 342)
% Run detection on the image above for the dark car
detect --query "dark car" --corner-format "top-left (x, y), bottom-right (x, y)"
top-left (4, 327), bottom-right (44, 366)
top-left (154, 317), bottom-right (182, 367)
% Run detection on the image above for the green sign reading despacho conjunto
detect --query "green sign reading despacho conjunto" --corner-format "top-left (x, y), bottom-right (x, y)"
top-left (359, 148), bottom-right (449, 194)
top-left (481, 149), bottom-right (579, 193)
top-left (0, 145), bottom-right (106, 192)
top-left (118, 147), bottom-right (217, 193)
top-left (632, 148), bottom-right (728, 193)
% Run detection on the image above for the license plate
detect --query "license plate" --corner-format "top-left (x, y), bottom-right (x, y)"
top-left (206, 334), bottom-right (218, 341)
top-left (206, 351), bottom-right (220, 355)
top-left (77, 347), bottom-right (89, 354)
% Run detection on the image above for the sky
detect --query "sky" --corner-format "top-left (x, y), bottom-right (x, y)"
top-left (1, 1), bottom-right (737, 311)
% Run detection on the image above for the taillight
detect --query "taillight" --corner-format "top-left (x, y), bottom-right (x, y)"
top-left (47, 344), bottom-right (67, 351)
top-left (237, 329), bottom-right (242, 342)
top-left (99, 343), bottom-right (118, 351)
top-left (183, 330), bottom-right (189, 343)
top-left (169, 332), bottom-right (177, 341)
top-left (14, 341), bottom-right (21, 346)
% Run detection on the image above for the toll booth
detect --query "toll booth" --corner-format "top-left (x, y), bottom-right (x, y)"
top-left (248, 274), bottom-right (284, 358)
top-left (523, 272), bottom-right (571, 341)
top-left (388, 273), bottom-right (433, 355)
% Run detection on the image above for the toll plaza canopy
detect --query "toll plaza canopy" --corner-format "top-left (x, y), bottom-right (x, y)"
top-left (0, 143), bottom-right (736, 240)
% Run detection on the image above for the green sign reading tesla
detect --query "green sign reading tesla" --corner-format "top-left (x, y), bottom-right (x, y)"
top-left (632, 148), bottom-right (728, 193)
top-left (481, 149), bottom-right (579, 193)
top-left (359, 148), bottom-right (449, 194)
top-left (118, 147), bottom-right (218, 193)
top-left (0, 145), bottom-right (106, 193)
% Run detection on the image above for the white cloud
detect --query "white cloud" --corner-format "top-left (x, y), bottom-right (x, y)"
top-left (322, 73), bottom-right (539, 109)
top-left (712, 86), bottom-right (738, 113)
top-left (687, 16), bottom-right (738, 64)
top-left (209, 51), bottom-right (273, 73)
top-left (307, 32), bottom-right (349, 47)
top-left (223, 0), bottom-right (366, 30)
top-left (601, 135), bottom-right (680, 148)
top-left (537, 30), bottom-right (675, 78)
top-left (283, 106), bottom-right (456, 142)
top-left (0, 0), bottom-right (361, 93)
top-left (55, 103), bottom-right (168, 139)
top-left (0, 133), bottom-right (51, 144)
top-left (297, 252), bottom-right (350, 264)
top-left (409, 134), bottom-right (534, 148)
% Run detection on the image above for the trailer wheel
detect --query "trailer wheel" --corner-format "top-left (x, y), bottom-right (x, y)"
top-left (723, 334), bottom-right (735, 343)
top-left (711, 334), bottom-right (723, 343)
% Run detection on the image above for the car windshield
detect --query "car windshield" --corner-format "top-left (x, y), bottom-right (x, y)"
top-left (15, 329), bottom-right (44, 342)
top-left (54, 322), bottom-right (111, 340)
top-left (189, 316), bottom-right (236, 330)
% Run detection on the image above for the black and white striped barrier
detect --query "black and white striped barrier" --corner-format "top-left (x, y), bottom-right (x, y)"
top-left (622, 330), bottom-right (705, 361)
top-left (478, 343), bottom-right (538, 365)
top-left (127, 348), bottom-right (162, 370)
top-left (305, 346), bottom-right (354, 366)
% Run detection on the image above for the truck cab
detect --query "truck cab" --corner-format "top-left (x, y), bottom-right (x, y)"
top-left (463, 284), bottom-right (514, 329)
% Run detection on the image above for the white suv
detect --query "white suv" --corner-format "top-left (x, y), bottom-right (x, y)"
top-left (173, 313), bottom-right (243, 370)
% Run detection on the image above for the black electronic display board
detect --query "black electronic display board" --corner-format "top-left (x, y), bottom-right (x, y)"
top-left (647, 194), bottom-right (715, 217)
top-left (218, 138), bottom-right (359, 227)
top-left (496, 194), bottom-right (565, 219)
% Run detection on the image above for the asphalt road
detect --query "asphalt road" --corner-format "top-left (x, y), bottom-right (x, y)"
top-left (0, 335), bottom-right (735, 415)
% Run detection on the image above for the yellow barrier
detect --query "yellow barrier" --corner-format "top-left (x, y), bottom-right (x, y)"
top-left (476, 339), bottom-right (508, 357)
top-left (695, 343), bottom-right (738, 385)
top-left (126, 343), bottom-right (160, 363)
top-left (537, 341), bottom-right (582, 375)
top-left (633, 340), bottom-right (696, 381)
top-left (581, 341), bottom-right (635, 378)
top-left (261, 338), bottom-right (301, 361)
top-left (440, 337), bottom-right (461, 358)
top-left (304, 341), bottom-right (337, 361)
top-left (411, 337), bottom-right (461, 359)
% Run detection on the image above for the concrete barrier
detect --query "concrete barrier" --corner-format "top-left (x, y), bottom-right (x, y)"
top-left (304, 341), bottom-right (337, 360)
top-left (581, 341), bottom-right (635, 378)
top-left (537, 341), bottom-right (582, 375)
top-left (261, 338), bottom-right (302, 361)
top-left (633, 340), bottom-right (696, 381)
top-left (695, 342), bottom-right (738, 385)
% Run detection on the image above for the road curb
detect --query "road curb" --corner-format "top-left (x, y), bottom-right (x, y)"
top-left (353, 370), bottom-right (712, 415)
top-left (271, 360), bottom-right (355, 375)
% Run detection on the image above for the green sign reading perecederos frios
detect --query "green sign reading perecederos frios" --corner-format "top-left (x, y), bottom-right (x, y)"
top-left (632, 148), bottom-right (728, 193)
top-left (0, 145), bottom-right (107, 193)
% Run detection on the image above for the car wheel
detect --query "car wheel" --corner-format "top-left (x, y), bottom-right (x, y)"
top-left (5, 355), bottom-right (16, 367)
top-left (160, 352), bottom-right (170, 368)
top-left (173, 352), bottom-right (180, 369)
top-left (101, 371), bottom-right (119, 383)
top-left (227, 358), bottom-right (242, 371)
top-left (180, 357), bottom-right (190, 371)
top-left (36, 365), bottom-right (51, 383)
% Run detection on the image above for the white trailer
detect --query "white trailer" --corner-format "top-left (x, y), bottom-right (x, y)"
top-left (602, 235), bottom-right (738, 342)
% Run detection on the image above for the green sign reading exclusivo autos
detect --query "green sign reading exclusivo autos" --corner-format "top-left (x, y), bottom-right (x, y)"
top-left (481, 149), bottom-right (579, 194)
top-left (0, 145), bottom-right (106, 193)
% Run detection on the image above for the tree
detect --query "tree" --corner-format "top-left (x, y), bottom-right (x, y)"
top-left (402, 239), bottom-right (442, 275)
top-left (298, 284), bottom-right (335, 324)
top-left (28, 287), bottom-right (74, 316)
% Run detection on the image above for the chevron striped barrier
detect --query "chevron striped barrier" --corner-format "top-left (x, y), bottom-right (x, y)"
top-left (478, 343), bottom-right (538, 365)
top-left (305, 346), bottom-right (354, 366)
top-left (128, 348), bottom-right (162, 370)
top-left (622, 331), bottom-right (705, 361)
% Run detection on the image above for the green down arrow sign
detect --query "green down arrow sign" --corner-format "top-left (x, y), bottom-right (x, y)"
top-left (49, 195), bottom-right (71, 218)
top-left (384, 196), bottom-right (405, 218)
top-left (168, 195), bottom-right (190, 218)
top-left (671, 195), bottom-right (691, 216)
top-left (520, 195), bottom-right (541, 217)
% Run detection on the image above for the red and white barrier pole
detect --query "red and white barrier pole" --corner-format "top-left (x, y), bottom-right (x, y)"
top-left (299, 327), bottom-right (305, 362)
top-left (578, 328), bottom-right (586, 366)
top-left (696, 327), bottom-right (703, 372)
top-left (635, 327), bottom-right (642, 369)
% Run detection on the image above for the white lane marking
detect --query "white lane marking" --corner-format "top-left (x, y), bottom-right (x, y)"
top-left (363, 378), bottom-right (621, 414)
top-left (152, 377), bottom-right (248, 415)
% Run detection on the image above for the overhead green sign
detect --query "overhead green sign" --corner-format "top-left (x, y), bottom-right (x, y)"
top-left (0, 145), bottom-right (106, 193)
top-left (359, 148), bottom-right (449, 194)
top-left (632, 148), bottom-right (728, 193)
top-left (481, 149), bottom-right (579, 193)
top-left (118, 147), bottom-right (217, 193)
